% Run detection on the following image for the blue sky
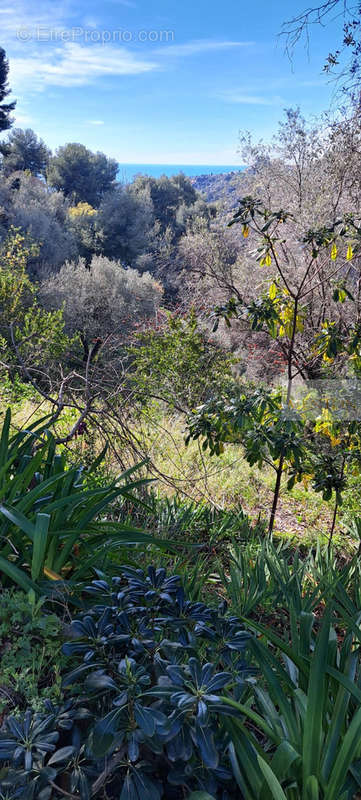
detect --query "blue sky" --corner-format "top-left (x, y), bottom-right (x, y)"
top-left (1, 0), bottom-right (342, 164)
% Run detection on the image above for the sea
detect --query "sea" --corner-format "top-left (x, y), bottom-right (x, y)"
top-left (117, 163), bottom-right (244, 183)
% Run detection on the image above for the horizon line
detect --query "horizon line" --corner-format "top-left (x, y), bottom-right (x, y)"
top-left (117, 162), bottom-right (244, 167)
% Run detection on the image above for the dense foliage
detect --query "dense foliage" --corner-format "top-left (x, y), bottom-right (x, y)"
top-left (46, 144), bottom-right (119, 207)
top-left (0, 49), bottom-right (15, 133)
top-left (0, 564), bottom-right (251, 799)
top-left (0, 129), bottom-right (50, 178)
top-left (0, 590), bottom-right (63, 715)
top-left (129, 311), bottom-right (235, 410)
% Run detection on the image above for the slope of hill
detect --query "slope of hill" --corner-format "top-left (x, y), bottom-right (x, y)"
top-left (191, 170), bottom-right (245, 209)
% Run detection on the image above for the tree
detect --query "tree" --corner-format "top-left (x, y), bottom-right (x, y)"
top-left (0, 227), bottom-right (70, 385)
top-left (0, 49), bottom-right (15, 133)
top-left (95, 185), bottom-right (155, 266)
top-left (130, 173), bottom-right (209, 239)
top-left (186, 195), bottom-right (361, 539)
top-left (238, 108), bottom-right (355, 224)
top-left (67, 202), bottom-right (98, 263)
top-left (129, 310), bottom-right (235, 411)
top-left (47, 143), bottom-right (118, 207)
top-left (39, 255), bottom-right (163, 353)
top-left (2, 236), bottom-right (164, 450)
top-left (3, 172), bottom-right (77, 277)
top-left (0, 128), bottom-right (51, 177)
top-left (281, 1), bottom-right (361, 105)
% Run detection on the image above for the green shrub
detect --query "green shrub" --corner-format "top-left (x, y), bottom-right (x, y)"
top-left (0, 566), bottom-right (253, 799)
top-left (0, 590), bottom-right (63, 714)
top-left (129, 311), bottom-right (236, 411)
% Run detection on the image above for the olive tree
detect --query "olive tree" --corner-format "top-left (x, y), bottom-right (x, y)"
top-left (5, 173), bottom-right (77, 276)
top-left (39, 254), bottom-right (163, 357)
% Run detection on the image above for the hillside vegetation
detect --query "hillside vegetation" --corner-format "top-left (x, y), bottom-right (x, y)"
top-left (3, 33), bottom-right (361, 798)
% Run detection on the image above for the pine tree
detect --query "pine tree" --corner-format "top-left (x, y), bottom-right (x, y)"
top-left (0, 48), bottom-right (16, 133)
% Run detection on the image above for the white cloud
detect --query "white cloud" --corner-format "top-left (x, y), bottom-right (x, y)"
top-left (13, 111), bottom-right (33, 125)
top-left (216, 90), bottom-right (284, 106)
top-left (157, 39), bottom-right (254, 57)
top-left (0, 1), bottom-right (69, 38)
top-left (6, 35), bottom-right (248, 95)
top-left (9, 42), bottom-right (158, 90)
top-left (86, 119), bottom-right (105, 125)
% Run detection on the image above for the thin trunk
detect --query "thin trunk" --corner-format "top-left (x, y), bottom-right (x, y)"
top-left (268, 454), bottom-right (284, 535)
top-left (328, 498), bottom-right (338, 554)
top-left (328, 441), bottom-right (348, 553)
top-left (268, 296), bottom-right (299, 535)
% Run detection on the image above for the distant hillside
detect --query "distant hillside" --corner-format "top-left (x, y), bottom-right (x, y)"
top-left (191, 170), bottom-right (246, 211)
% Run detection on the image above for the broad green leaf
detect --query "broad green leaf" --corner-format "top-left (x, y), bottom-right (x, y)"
top-left (305, 775), bottom-right (319, 799)
top-left (0, 503), bottom-right (36, 540)
top-left (302, 608), bottom-right (331, 791)
top-left (257, 754), bottom-right (288, 800)
top-left (31, 513), bottom-right (50, 580)
top-left (0, 555), bottom-right (37, 592)
top-left (326, 706), bottom-right (361, 800)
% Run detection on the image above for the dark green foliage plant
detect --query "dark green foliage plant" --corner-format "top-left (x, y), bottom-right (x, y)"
top-left (0, 566), bottom-right (252, 799)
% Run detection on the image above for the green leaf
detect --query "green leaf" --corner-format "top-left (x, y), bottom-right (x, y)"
top-left (226, 722), bottom-right (263, 798)
top-left (31, 513), bottom-right (50, 580)
top-left (0, 555), bottom-right (37, 592)
top-left (302, 608), bottom-right (331, 791)
top-left (305, 775), bottom-right (319, 800)
top-left (257, 754), bottom-right (288, 800)
top-left (0, 503), bottom-right (36, 540)
top-left (321, 650), bottom-right (357, 782)
top-left (188, 794), bottom-right (216, 800)
top-left (48, 746), bottom-right (76, 765)
top-left (326, 706), bottom-right (361, 800)
top-left (0, 408), bottom-right (11, 470)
